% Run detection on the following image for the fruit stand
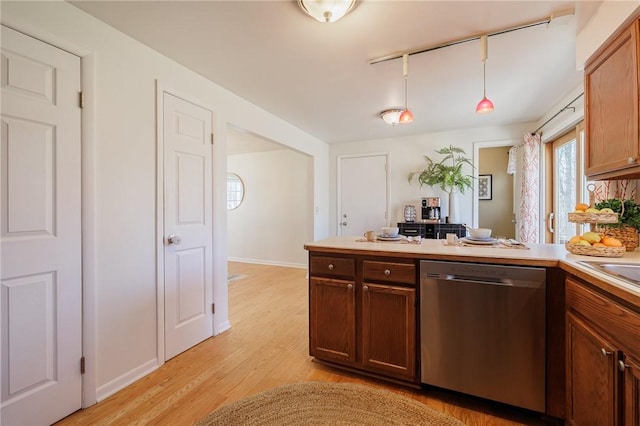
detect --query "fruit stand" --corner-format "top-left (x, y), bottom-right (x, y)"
top-left (565, 184), bottom-right (625, 257)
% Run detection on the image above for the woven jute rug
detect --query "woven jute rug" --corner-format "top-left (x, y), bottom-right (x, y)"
top-left (195, 381), bottom-right (465, 425)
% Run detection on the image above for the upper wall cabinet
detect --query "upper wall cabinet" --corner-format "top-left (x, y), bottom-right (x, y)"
top-left (585, 16), bottom-right (640, 180)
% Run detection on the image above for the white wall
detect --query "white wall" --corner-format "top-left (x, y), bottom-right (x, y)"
top-left (1, 0), bottom-right (329, 403)
top-left (329, 123), bottom-right (535, 233)
top-left (228, 149), bottom-right (311, 267)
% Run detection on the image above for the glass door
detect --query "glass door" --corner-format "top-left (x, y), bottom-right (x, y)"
top-left (546, 123), bottom-right (587, 243)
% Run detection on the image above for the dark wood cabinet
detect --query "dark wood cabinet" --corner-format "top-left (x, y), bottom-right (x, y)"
top-left (308, 253), bottom-right (418, 383)
top-left (623, 355), bottom-right (640, 425)
top-left (309, 277), bottom-right (356, 363)
top-left (585, 16), bottom-right (640, 180)
top-left (566, 311), bottom-right (618, 425)
top-left (398, 222), bottom-right (465, 239)
top-left (566, 276), bottom-right (640, 425)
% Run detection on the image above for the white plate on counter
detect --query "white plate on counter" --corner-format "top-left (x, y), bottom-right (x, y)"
top-left (460, 237), bottom-right (497, 245)
top-left (377, 235), bottom-right (405, 241)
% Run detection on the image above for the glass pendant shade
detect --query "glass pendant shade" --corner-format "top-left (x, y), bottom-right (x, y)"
top-left (297, 0), bottom-right (356, 23)
top-left (399, 109), bottom-right (414, 123)
top-left (476, 96), bottom-right (494, 114)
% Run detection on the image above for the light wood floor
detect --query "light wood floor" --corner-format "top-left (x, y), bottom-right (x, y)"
top-left (56, 262), bottom-right (558, 425)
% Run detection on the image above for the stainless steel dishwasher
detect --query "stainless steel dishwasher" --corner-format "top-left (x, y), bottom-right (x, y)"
top-left (420, 260), bottom-right (546, 413)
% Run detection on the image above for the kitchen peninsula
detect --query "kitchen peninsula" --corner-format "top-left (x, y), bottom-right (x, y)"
top-left (305, 236), bottom-right (640, 422)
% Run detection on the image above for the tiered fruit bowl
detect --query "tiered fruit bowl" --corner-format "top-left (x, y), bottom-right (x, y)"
top-left (566, 199), bottom-right (625, 258)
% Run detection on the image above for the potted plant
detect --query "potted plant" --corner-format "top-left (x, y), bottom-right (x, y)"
top-left (407, 145), bottom-right (474, 223)
top-left (594, 198), bottom-right (640, 251)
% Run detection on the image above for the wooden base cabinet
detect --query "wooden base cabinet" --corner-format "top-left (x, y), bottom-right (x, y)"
top-left (566, 277), bottom-right (640, 425)
top-left (566, 312), bottom-right (618, 425)
top-left (361, 282), bottom-right (416, 380)
top-left (624, 356), bottom-right (640, 425)
top-left (309, 253), bottom-right (418, 383)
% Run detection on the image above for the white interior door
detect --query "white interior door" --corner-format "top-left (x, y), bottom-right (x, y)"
top-left (1, 26), bottom-right (82, 425)
top-left (338, 154), bottom-right (388, 236)
top-left (163, 92), bottom-right (213, 360)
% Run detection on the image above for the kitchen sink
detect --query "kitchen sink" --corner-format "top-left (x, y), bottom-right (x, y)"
top-left (578, 261), bottom-right (640, 287)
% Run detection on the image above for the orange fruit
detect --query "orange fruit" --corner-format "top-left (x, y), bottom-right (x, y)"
top-left (575, 203), bottom-right (589, 211)
top-left (568, 235), bottom-right (583, 245)
top-left (602, 237), bottom-right (623, 247)
top-left (592, 242), bottom-right (606, 248)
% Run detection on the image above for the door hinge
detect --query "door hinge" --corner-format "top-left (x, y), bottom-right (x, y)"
top-left (79, 91), bottom-right (84, 109)
top-left (80, 356), bottom-right (85, 374)
top-left (212, 303), bottom-right (215, 314)
top-left (210, 133), bottom-right (214, 145)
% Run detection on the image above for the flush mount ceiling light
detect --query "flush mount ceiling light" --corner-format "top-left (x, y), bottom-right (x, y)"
top-left (379, 109), bottom-right (404, 126)
top-left (297, 0), bottom-right (356, 23)
top-left (475, 35), bottom-right (494, 114)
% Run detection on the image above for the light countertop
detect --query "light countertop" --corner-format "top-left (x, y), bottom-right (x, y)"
top-left (305, 236), bottom-right (640, 303)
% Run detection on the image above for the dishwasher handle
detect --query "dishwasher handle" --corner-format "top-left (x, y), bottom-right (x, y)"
top-left (424, 273), bottom-right (544, 289)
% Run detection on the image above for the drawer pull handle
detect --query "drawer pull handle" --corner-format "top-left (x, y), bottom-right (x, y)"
top-left (601, 348), bottom-right (613, 356)
top-left (328, 264), bottom-right (334, 270)
top-left (363, 285), bottom-right (368, 291)
top-left (384, 269), bottom-right (391, 276)
top-left (619, 360), bottom-right (630, 372)
top-left (347, 283), bottom-right (353, 290)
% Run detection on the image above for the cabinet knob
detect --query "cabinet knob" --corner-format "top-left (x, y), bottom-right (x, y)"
top-left (628, 157), bottom-right (638, 164)
top-left (619, 360), bottom-right (630, 372)
top-left (347, 283), bottom-right (353, 290)
top-left (328, 264), bottom-right (334, 270)
top-left (363, 285), bottom-right (368, 291)
top-left (384, 269), bottom-right (391, 276)
top-left (601, 348), bottom-right (613, 356)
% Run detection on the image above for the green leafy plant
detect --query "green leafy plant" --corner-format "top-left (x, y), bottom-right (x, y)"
top-left (595, 199), bottom-right (640, 232)
top-left (407, 145), bottom-right (474, 194)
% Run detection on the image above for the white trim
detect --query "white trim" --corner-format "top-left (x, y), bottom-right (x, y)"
top-left (472, 139), bottom-right (519, 229)
top-left (336, 152), bottom-right (391, 235)
top-left (96, 359), bottom-right (159, 402)
top-left (80, 52), bottom-right (98, 408)
top-left (154, 80), bottom-right (167, 367)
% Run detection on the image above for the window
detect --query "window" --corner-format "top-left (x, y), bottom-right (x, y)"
top-left (227, 173), bottom-right (244, 210)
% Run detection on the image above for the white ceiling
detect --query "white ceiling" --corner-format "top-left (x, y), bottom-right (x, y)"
top-left (70, 0), bottom-right (602, 145)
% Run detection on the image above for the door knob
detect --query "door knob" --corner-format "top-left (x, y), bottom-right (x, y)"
top-left (167, 235), bottom-right (182, 246)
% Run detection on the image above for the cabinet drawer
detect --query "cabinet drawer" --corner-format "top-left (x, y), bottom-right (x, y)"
top-left (310, 256), bottom-right (355, 278)
top-left (567, 277), bottom-right (640, 355)
top-left (363, 260), bottom-right (416, 285)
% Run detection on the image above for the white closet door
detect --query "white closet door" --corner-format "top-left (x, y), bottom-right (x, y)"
top-left (1, 26), bottom-right (82, 425)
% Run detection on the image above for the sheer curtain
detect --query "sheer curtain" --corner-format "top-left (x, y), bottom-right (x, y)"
top-left (517, 133), bottom-right (541, 243)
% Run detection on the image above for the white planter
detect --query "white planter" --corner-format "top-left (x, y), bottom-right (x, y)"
top-left (448, 190), bottom-right (460, 223)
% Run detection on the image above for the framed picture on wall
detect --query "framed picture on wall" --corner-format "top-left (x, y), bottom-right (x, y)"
top-left (478, 174), bottom-right (492, 200)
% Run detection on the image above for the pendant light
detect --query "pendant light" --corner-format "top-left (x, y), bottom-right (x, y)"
top-left (476, 35), bottom-right (494, 114)
top-left (399, 54), bottom-right (414, 124)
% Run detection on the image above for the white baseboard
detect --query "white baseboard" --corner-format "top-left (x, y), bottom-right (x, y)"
top-left (214, 320), bottom-right (231, 336)
top-left (227, 257), bottom-right (307, 269)
top-left (96, 358), bottom-right (159, 402)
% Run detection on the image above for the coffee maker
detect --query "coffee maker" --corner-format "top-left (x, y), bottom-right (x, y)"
top-left (421, 197), bottom-right (441, 221)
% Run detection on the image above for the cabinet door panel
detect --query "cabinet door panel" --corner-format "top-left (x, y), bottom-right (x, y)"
top-left (361, 283), bottom-right (416, 380)
top-left (309, 277), bottom-right (356, 363)
top-left (567, 312), bottom-right (618, 426)
top-left (585, 20), bottom-right (640, 178)
top-left (625, 356), bottom-right (640, 426)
